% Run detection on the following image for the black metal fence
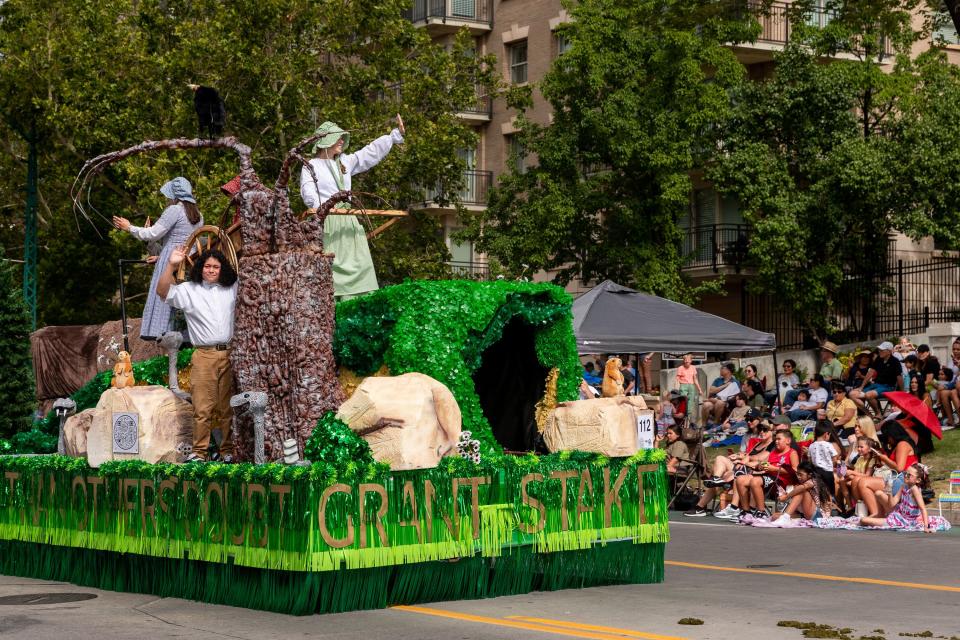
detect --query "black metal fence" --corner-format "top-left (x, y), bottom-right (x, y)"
top-left (448, 261), bottom-right (491, 279)
top-left (458, 85), bottom-right (492, 117)
top-left (746, 0), bottom-right (893, 55)
top-left (403, 0), bottom-right (493, 26)
top-left (742, 254), bottom-right (960, 350)
top-left (421, 169), bottom-right (492, 207)
top-left (681, 224), bottom-right (750, 271)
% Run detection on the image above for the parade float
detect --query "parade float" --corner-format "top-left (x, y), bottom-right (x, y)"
top-left (0, 135), bottom-right (668, 615)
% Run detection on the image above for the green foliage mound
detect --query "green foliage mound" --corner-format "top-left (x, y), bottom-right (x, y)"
top-left (303, 413), bottom-right (378, 472)
top-left (334, 280), bottom-right (582, 453)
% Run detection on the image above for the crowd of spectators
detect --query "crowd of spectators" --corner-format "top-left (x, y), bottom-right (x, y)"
top-left (618, 335), bottom-right (959, 532)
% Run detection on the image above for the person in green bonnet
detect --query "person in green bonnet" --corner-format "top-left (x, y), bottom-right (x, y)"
top-left (299, 115), bottom-right (405, 299)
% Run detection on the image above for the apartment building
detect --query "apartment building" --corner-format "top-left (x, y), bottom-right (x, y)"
top-left (403, 1), bottom-right (960, 336)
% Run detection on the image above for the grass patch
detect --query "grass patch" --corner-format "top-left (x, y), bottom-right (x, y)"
top-left (678, 618), bottom-right (704, 625)
top-left (924, 428), bottom-right (960, 498)
top-left (897, 633), bottom-right (933, 638)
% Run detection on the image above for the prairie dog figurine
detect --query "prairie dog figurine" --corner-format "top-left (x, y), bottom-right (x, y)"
top-left (111, 351), bottom-right (136, 389)
top-left (601, 357), bottom-right (624, 398)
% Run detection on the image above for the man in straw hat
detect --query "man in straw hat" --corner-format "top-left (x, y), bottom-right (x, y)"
top-left (819, 340), bottom-right (843, 388)
top-left (299, 115), bottom-right (405, 299)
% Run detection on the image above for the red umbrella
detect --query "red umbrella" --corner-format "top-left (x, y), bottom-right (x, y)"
top-left (882, 391), bottom-right (942, 439)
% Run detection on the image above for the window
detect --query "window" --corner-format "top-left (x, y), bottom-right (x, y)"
top-left (509, 136), bottom-right (527, 174)
top-left (452, 0), bottom-right (476, 19)
top-left (805, 0), bottom-right (833, 28)
top-left (508, 40), bottom-right (528, 84)
top-left (555, 33), bottom-right (571, 57)
top-left (934, 5), bottom-right (960, 45)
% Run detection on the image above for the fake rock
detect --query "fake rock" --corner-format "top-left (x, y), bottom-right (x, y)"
top-left (62, 408), bottom-right (96, 458)
top-left (543, 397), bottom-right (643, 457)
top-left (85, 386), bottom-right (194, 468)
top-left (336, 372), bottom-right (461, 470)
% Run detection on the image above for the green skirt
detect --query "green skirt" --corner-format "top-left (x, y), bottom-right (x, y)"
top-left (324, 214), bottom-right (379, 298)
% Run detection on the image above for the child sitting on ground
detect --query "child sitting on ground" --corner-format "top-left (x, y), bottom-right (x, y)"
top-left (860, 463), bottom-right (949, 532)
top-left (774, 460), bottom-right (832, 522)
top-left (839, 436), bottom-right (881, 516)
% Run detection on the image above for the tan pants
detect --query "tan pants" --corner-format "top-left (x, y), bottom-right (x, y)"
top-left (190, 348), bottom-right (235, 458)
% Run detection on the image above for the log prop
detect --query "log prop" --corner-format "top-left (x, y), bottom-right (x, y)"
top-left (75, 133), bottom-right (348, 461)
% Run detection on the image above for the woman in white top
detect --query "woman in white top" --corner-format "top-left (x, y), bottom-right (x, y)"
top-left (112, 177), bottom-right (203, 341)
top-left (299, 116), bottom-right (405, 299)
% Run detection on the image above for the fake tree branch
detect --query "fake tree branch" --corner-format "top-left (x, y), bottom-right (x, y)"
top-left (71, 137), bottom-right (256, 235)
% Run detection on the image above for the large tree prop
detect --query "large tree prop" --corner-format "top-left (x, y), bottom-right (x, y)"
top-left (74, 135), bottom-right (345, 461)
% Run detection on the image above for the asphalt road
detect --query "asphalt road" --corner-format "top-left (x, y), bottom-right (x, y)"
top-left (2, 513), bottom-right (959, 640)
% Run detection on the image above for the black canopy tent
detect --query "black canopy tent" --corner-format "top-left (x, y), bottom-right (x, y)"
top-left (572, 280), bottom-right (776, 355)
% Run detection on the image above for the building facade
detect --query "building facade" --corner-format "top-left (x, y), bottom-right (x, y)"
top-left (404, 0), bottom-right (960, 341)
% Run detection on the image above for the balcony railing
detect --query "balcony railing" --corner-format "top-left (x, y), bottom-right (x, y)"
top-left (403, 0), bottom-right (493, 29)
top-left (457, 85), bottom-right (492, 118)
top-left (681, 224), bottom-right (750, 272)
top-left (448, 260), bottom-right (491, 279)
top-left (746, 1), bottom-right (893, 56)
top-left (421, 169), bottom-right (492, 207)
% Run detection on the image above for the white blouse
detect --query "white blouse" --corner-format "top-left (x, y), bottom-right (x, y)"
top-left (299, 129), bottom-right (404, 208)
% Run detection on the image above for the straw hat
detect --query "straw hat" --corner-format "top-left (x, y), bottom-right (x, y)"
top-left (820, 341), bottom-right (838, 355)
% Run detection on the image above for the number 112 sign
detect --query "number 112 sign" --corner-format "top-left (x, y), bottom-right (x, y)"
top-left (636, 410), bottom-right (655, 450)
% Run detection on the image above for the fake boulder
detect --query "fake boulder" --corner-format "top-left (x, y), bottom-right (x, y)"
top-left (62, 408), bottom-right (96, 458)
top-left (335, 372), bottom-right (461, 470)
top-left (85, 386), bottom-right (194, 468)
top-left (542, 397), bottom-right (645, 457)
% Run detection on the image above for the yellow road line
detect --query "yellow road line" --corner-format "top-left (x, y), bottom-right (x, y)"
top-left (508, 615), bottom-right (688, 640)
top-left (392, 605), bottom-right (687, 640)
top-left (665, 560), bottom-right (960, 593)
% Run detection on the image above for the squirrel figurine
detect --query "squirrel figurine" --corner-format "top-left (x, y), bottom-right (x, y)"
top-left (601, 357), bottom-right (624, 398)
top-left (111, 350), bottom-right (136, 389)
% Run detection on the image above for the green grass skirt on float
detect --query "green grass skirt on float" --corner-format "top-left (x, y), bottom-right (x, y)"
top-left (0, 450), bottom-right (669, 615)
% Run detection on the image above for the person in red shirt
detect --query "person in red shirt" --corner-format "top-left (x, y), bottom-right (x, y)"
top-left (734, 430), bottom-right (799, 520)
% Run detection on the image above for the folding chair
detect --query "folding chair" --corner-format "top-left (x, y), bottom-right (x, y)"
top-left (668, 435), bottom-right (709, 509)
top-left (937, 470), bottom-right (960, 517)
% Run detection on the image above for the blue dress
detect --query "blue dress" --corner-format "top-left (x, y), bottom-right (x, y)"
top-left (128, 203), bottom-right (203, 340)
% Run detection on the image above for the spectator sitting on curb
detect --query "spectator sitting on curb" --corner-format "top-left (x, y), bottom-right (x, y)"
top-left (734, 429), bottom-right (800, 521)
top-left (683, 414), bottom-right (772, 518)
top-left (772, 460), bottom-right (832, 523)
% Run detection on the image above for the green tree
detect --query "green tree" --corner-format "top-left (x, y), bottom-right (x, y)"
top-left (0, 253), bottom-right (35, 438)
top-left (0, 0), bottom-right (495, 324)
top-left (707, 0), bottom-right (960, 341)
top-left (465, 0), bottom-right (761, 300)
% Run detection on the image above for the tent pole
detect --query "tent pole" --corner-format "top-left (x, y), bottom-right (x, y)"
top-left (772, 350), bottom-right (782, 415)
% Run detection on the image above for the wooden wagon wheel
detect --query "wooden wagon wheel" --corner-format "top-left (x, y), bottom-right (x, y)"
top-left (176, 224), bottom-right (240, 281)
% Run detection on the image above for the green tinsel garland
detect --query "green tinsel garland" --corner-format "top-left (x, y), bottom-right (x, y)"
top-left (0, 538), bottom-right (664, 616)
top-left (334, 280), bottom-right (581, 453)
